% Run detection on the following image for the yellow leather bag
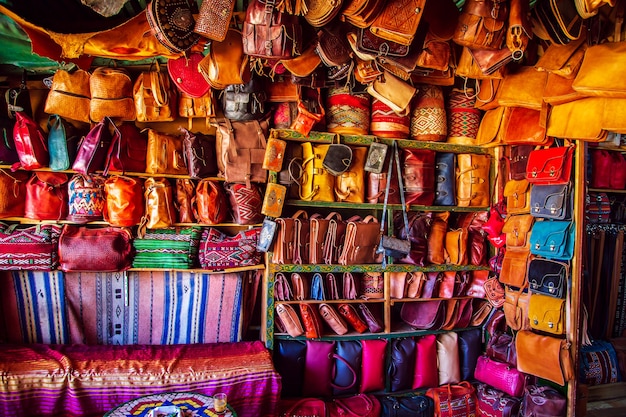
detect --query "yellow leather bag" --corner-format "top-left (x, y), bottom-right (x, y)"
top-left (494, 66), bottom-right (547, 110)
top-left (145, 129), bottom-right (187, 175)
top-left (475, 107), bottom-right (506, 146)
top-left (456, 154), bottom-right (490, 207)
top-left (198, 29), bottom-right (250, 90)
top-left (516, 330), bottom-right (574, 386)
top-left (44, 69), bottom-right (91, 123)
top-left (89, 67), bottom-right (136, 122)
top-left (335, 147), bottom-right (367, 203)
top-left (528, 293), bottom-right (566, 335)
top-left (138, 177), bottom-right (176, 237)
top-left (547, 97), bottom-right (608, 141)
top-left (134, 63), bottom-right (176, 122)
top-left (504, 179), bottom-right (530, 214)
top-left (572, 41), bottom-right (626, 97)
top-left (445, 228), bottom-right (469, 265)
top-left (300, 142), bottom-right (335, 202)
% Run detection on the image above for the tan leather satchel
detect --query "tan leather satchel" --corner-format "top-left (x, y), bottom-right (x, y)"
top-left (134, 62), bottom-right (176, 122)
top-left (456, 154), bottom-right (490, 207)
top-left (502, 214), bottom-right (534, 248)
top-left (369, 0), bottom-right (426, 46)
top-left (44, 69), bottom-right (91, 123)
top-left (335, 147), bottom-right (367, 203)
top-left (499, 247), bottom-right (530, 287)
top-left (504, 179), bottom-right (530, 214)
top-left (198, 29), bottom-right (251, 90)
top-left (444, 228), bottom-right (469, 266)
top-left (89, 67), bottom-right (135, 122)
top-left (145, 129), bottom-right (187, 175)
top-left (428, 212), bottom-right (449, 265)
top-left (339, 215), bottom-right (381, 265)
top-left (138, 177), bottom-right (176, 237)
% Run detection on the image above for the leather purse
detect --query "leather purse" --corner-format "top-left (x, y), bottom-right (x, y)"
top-left (44, 69), bottom-right (91, 123)
top-left (215, 119), bottom-right (268, 185)
top-left (516, 330), bottom-right (574, 386)
top-left (421, 272), bottom-right (441, 298)
top-left (508, 145), bottom-right (534, 181)
top-left (367, 157), bottom-right (400, 204)
top-left (323, 142), bottom-right (353, 177)
top-left (378, 395), bottom-right (433, 417)
top-left (178, 91), bottom-right (214, 128)
top-left (242, 0), bottom-right (302, 59)
top-left (530, 183), bottom-right (572, 220)
top-left (338, 304), bottom-right (368, 333)
top-left (139, 177), bottom-right (176, 235)
top-left (486, 332), bottom-right (517, 367)
top-left (175, 178), bottom-right (194, 223)
top-left (572, 40), bottom-right (626, 97)
top-left (145, 129), bottom-right (187, 176)
top-left (458, 328), bottom-right (482, 380)
top-left (293, 210), bottom-right (311, 264)
top-left (501, 107), bottom-right (551, 146)
top-left (426, 382), bottom-right (477, 417)
top-left (47, 114), bottom-right (79, 172)
top-left (193, 0), bottom-right (235, 42)
top-left (502, 214), bottom-right (534, 248)
top-left (134, 62), bottom-right (176, 122)
top-left (182, 129), bottom-right (217, 179)
top-left (453, 0), bottom-right (508, 49)
top-left (226, 183), bottom-right (264, 225)
top-left (343, 272), bottom-right (358, 300)
top-left (367, 71), bottom-right (417, 114)
top-left (299, 303), bottom-right (323, 338)
top-left (73, 117), bottom-right (116, 175)
top-left (427, 212), bottom-right (449, 265)
top-left (529, 220), bottom-right (575, 260)
top-left (474, 355), bottom-right (525, 397)
top-left (500, 247), bottom-right (531, 287)
top-left (0, 169), bottom-right (28, 218)
top-left (221, 78), bottom-right (267, 121)
top-left (89, 67), bottom-right (136, 122)
top-left (272, 214), bottom-right (296, 264)
top-left (274, 273), bottom-right (293, 301)
top-left (58, 225), bottom-right (133, 272)
top-left (105, 122), bottom-right (147, 174)
top-left (67, 174), bottom-right (105, 223)
top-left (390, 272), bottom-right (408, 299)
top-left (413, 334), bottom-right (438, 389)
top-left (444, 229), bottom-right (469, 266)
top-left (504, 179), bottom-right (530, 214)
top-left (532, 0), bottom-right (583, 45)
top-left (437, 332), bottom-right (460, 385)
top-left (334, 146), bottom-right (366, 203)
top-left (167, 52), bottom-right (211, 97)
top-left (495, 66), bottom-right (548, 111)
top-left (339, 215), bottom-right (381, 265)
top-left (275, 303), bottom-right (304, 337)
top-left (319, 303), bottom-right (349, 335)
top-left (438, 271), bottom-right (458, 299)
top-left (198, 29), bottom-right (250, 90)
top-left (456, 153), bottom-right (490, 207)
top-left (503, 286), bottom-right (531, 331)
top-left (324, 273), bottom-right (340, 300)
top-left (103, 176), bottom-right (144, 227)
top-left (402, 148), bottom-right (436, 206)
top-left (261, 182), bottom-right (286, 219)
top-left (361, 339), bottom-right (387, 393)
top-left (309, 212), bottom-right (341, 264)
top-left (13, 112), bottom-right (49, 170)
top-left (291, 273), bottom-right (309, 301)
top-left (323, 213), bottom-right (350, 264)
top-left (434, 153), bottom-right (456, 206)
top-left (389, 337), bottom-right (417, 392)
top-left (333, 342), bottom-right (361, 396)
top-left (522, 385), bottom-right (567, 417)
top-left (400, 300), bottom-right (446, 330)
top-left (360, 272), bottom-right (384, 299)
top-left (467, 270), bottom-right (489, 298)
top-left (274, 340), bottom-right (306, 397)
top-left (370, 0), bottom-right (426, 45)
top-left (475, 383), bottom-right (521, 417)
top-left (146, 0), bottom-right (198, 53)
top-left (485, 276), bottom-right (505, 307)
top-left (358, 303), bottom-right (384, 333)
top-left (24, 172), bottom-right (69, 221)
top-left (528, 257), bottom-right (568, 298)
top-left (525, 146), bottom-right (574, 185)
top-left (528, 293), bottom-right (566, 335)
top-left (310, 273), bottom-right (326, 300)
top-left (194, 179), bottom-right (229, 225)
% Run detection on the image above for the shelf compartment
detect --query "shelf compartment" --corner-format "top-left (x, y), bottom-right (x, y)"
top-left (274, 299), bottom-right (385, 305)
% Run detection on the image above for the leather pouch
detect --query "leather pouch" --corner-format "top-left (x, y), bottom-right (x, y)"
top-left (361, 339), bottom-right (387, 393)
top-left (528, 257), bottom-right (568, 298)
top-left (276, 303), bottom-right (304, 337)
top-left (413, 334), bottom-right (438, 389)
top-left (530, 183), bottom-right (572, 220)
top-left (319, 303), bottom-right (349, 335)
top-left (226, 183), bottom-right (264, 225)
top-left (299, 303), bottom-right (323, 338)
top-left (400, 300), bottom-right (446, 330)
top-left (324, 273), bottom-right (340, 300)
top-left (47, 114), bottom-right (79, 171)
top-left (370, 0), bottom-right (426, 46)
top-left (338, 304), bottom-right (368, 333)
top-left (456, 153), bottom-right (490, 207)
top-left (257, 218), bottom-right (278, 253)
top-left (529, 293), bottom-right (566, 335)
top-left (24, 172), bottom-right (69, 221)
top-left (261, 182), bottom-right (286, 218)
top-left (263, 135), bottom-right (287, 172)
top-left (194, 179), bottom-right (229, 225)
top-left (182, 129), bottom-right (217, 179)
top-left (335, 146), bottom-right (366, 203)
top-left (389, 338), bottom-right (417, 392)
top-left (502, 214), bottom-right (534, 248)
top-left (339, 215), bottom-right (381, 265)
top-left (139, 177), bottom-right (176, 235)
top-left (145, 129), bottom-right (187, 175)
top-left (73, 117), bottom-right (115, 175)
top-left (500, 247), bottom-right (531, 288)
top-left (503, 286), bottom-right (530, 331)
top-left (434, 153), bottom-right (456, 206)
top-left (44, 69), bottom-right (91, 123)
top-left (103, 176), bottom-right (144, 227)
top-left (516, 330), bottom-right (574, 386)
top-left (504, 179), bottom-right (530, 214)
top-left (367, 71), bottom-right (416, 114)
top-left (215, 119), bottom-right (268, 185)
top-left (529, 219), bottom-right (575, 260)
top-left (403, 148), bottom-right (436, 206)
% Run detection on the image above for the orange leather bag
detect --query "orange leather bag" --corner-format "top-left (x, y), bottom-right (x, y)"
top-left (139, 177), bottom-right (176, 236)
top-left (145, 129), bottom-right (187, 175)
top-left (194, 179), bottom-right (229, 225)
top-left (103, 175), bottom-right (144, 227)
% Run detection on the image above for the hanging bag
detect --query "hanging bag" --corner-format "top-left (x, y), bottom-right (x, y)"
top-left (72, 116), bottom-right (117, 175)
top-left (134, 61), bottom-right (177, 122)
top-left (12, 112), bottom-right (49, 170)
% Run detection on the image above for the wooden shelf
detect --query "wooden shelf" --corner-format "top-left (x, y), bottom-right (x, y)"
top-left (0, 165), bottom-right (225, 181)
top-left (268, 263), bottom-right (491, 274)
top-left (285, 199), bottom-right (489, 212)
top-left (588, 188), bottom-right (626, 194)
top-left (128, 265), bottom-right (264, 274)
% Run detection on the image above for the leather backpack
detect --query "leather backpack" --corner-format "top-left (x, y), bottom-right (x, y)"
top-left (242, 0), bottom-right (302, 59)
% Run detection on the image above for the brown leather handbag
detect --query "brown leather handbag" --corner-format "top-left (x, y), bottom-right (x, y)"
top-left (242, 0), bottom-right (302, 59)
top-left (500, 247), bottom-right (531, 288)
top-left (323, 214), bottom-right (350, 265)
top-left (175, 178), bottom-right (195, 223)
top-left (106, 122), bottom-right (148, 174)
top-left (502, 214), bottom-right (534, 248)
top-left (0, 169), bottom-right (29, 218)
top-left (134, 62), bottom-right (177, 122)
top-left (215, 119), bottom-right (269, 185)
top-left (103, 175), bottom-right (144, 227)
top-left (504, 179), bottom-right (531, 214)
top-left (456, 154), bottom-right (490, 207)
top-left (453, 0), bottom-right (508, 50)
top-left (182, 129), bottom-right (217, 179)
top-left (194, 179), bottom-right (229, 225)
top-left (503, 286), bottom-right (531, 331)
top-left (309, 212), bottom-right (342, 265)
top-left (370, 0), bottom-right (427, 46)
top-left (89, 67), bottom-right (136, 122)
top-left (338, 215), bottom-right (381, 265)
top-left (427, 211), bottom-right (449, 265)
top-left (402, 148), bottom-right (436, 206)
top-left (139, 177), bottom-right (176, 236)
top-left (445, 228), bottom-right (469, 265)
top-left (24, 172), bottom-right (69, 221)
top-left (145, 129), bottom-right (187, 175)
top-left (44, 69), bottom-right (91, 123)
top-left (335, 147), bottom-right (367, 203)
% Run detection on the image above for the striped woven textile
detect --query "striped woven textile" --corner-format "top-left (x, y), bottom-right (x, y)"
top-left (0, 341), bottom-right (281, 417)
top-left (0, 270), bottom-right (245, 345)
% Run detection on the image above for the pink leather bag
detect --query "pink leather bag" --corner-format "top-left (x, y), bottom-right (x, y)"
top-left (360, 339), bottom-right (387, 393)
top-left (474, 354), bottom-right (526, 397)
top-left (303, 340), bottom-right (335, 397)
top-left (413, 334), bottom-right (439, 389)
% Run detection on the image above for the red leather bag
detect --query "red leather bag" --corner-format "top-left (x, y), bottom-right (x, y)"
top-left (106, 122), bottom-right (148, 173)
top-left (329, 394), bottom-right (381, 417)
top-left (360, 339), bottom-right (387, 393)
top-left (194, 179), bottom-right (229, 224)
top-left (426, 381), bottom-right (477, 417)
top-left (12, 112), bottom-right (49, 170)
top-left (0, 169), bottom-right (29, 218)
top-left (58, 225), bottom-right (133, 272)
top-left (402, 148), bottom-right (436, 205)
top-left (24, 172), bottom-right (69, 220)
top-left (525, 146), bottom-right (574, 185)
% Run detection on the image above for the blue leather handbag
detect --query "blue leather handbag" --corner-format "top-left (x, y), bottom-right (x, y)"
top-left (377, 394), bottom-right (434, 417)
top-left (47, 115), bottom-right (79, 171)
top-left (333, 341), bottom-right (361, 396)
top-left (434, 152), bottom-right (456, 206)
top-left (274, 340), bottom-right (306, 397)
top-left (529, 220), bottom-right (575, 260)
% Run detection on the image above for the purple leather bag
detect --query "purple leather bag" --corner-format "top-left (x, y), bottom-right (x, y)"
top-left (396, 211), bottom-right (432, 266)
top-left (73, 117), bottom-right (116, 175)
top-left (521, 385), bottom-right (567, 417)
top-left (388, 337), bottom-right (416, 392)
top-left (303, 340), bottom-right (335, 397)
top-left (400, 300), bottom-right (446, 330)
top-left (474, 355), bottom-right (526, 397)
top-left (476, 382), bottom-right (521, 417)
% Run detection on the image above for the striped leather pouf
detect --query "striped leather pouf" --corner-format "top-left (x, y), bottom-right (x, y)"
top-left (410, 84), bottom-right (447, 142)
top-left (326, 86), bottom-right (371, 135)
top-left (370, 98), bottom-right (411, 138)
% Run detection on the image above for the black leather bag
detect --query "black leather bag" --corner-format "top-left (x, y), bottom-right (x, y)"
top-left (274, 340), bottom-right (306, 397)
top-left (458, 328), bottom-right (482, 380)
top-left (323, 143), bottom-right (353, 176)
top-left (528, 258), bottom-right (568, 298)
top-left (388, 337), bottom-right (416, 392)
top-left (530, 183), bottom-right (572, 220)
top-left (221, 78), bottom-right (267, 121)
top-left (434, 152), bottom-right (456, 206)
top-left (377, 394), bottom-right (434, 417)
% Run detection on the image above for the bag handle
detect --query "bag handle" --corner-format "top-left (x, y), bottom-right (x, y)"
top-left (284, 398), bottom-right (327, 417)
top-left (332, 394), bottom-right (373, 417)
top-left (330, 353), bottom-right (358, 392)
top-left (103, 117), bottom-right (121, 176)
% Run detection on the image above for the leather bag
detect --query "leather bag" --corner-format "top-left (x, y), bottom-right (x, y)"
top-left (319, 304), bottom-right (349, 335)
top-left (299, 303), bottom-right (322, 339)
top-left (261, 182), bottom-right (286, 219)
top-left (370, 0), bottom-right (426, 46)
top-left (444, 229), bottom-right (469, 266)
top-left (146, 0), bottom-right (198, 53)
top-left (274, 273), bottom-right (293, 301)
top-left (360, 339), bottom-right (387, 393)
top-left (221, 78), bottom-right (267, 121)
top-left (530, 183), bottom-right (572, 220)
top-left (402, 148), bottom-right (436, 206)
top-left (193, 0), bottom-right (235, 42)
top-left (198, 227), bottom-right (261, 270)
top-left (495, 67), bottom-right (547, 111)
top-left (339, 215), bottom-right (381, 265)
top-left (67, 174), bottom-right (105, 223)
top-left (215, 119), bottom-right (268, 185)
top-left (226, 183), bottom-right (264, 225)
top-left (400, 300), bottom-right (446, 330)
top-left (474, 355), bottom-right (526, 397)
top-left (282, 398), bottom-right (327, 417)
top-left (174, 178), bottom-right (194, 223)
top-left (453, 0), bottom-right (508, 50)
top-left (134, 62), bottom-right (176, 122)
top-left (198, 29), bottom-right (250, 90)
top-left (458, 328), bottom-right (482, 380)
top-left (338, 304), bottom-right (368, 334)
top-left (500, 247), bottom-right (531, 287)
top-left (167, 52), bottom-right (211, 97)
top-left (434, 153), bottom-right (456, 206)
top-left (335, 146), bottom-right (366, 203)
top-left (275, 303), bottom-right (304, 337)
top-left (427, 212), bottom-right (448, 265)
top-left (72, 117), bottom-right (116, 175)
top-left (532, 0), bottom-right (583, 45)
top-left (378, 395), bottom-right (433, 417)
top-left (502, 214), bottom-right (534, 248)
top-left (24, 172), bottom-right (69, 221)
top-left (525, 146), bottom-right (574, 185)
top-left (323, 213), bottom-right (350, 264)
top-left (516, 330), bottom-right (574, 386)
top-left (242, 0), bottom-right (302, 59)
top-left (528, 293), bottom-right (566, 335)
top-left (388, 337), bottom-right (416, 392)
top-left (426, 381), bottom-right (477, 417)
top-left (529, 219), bottom-right (575, 260)
top-left (504, 179), bottom-right (530, 214)
top-left (486, 331), bottom-right (517, 367)
top-left (44, 69), bottom-right (91, 123)
top-left (456, 153), bottom-right (490, 207)
top-left (503, 286), bottom-right (531, 331)
top-left (333, 341), bottom-right (361, 396)
top-left (145, 129), bottom-right (187, 176)
top-left (194, 179), bottom-right (229, 225)
top-left (274, 340), bottom-right (306, 397)
top-left (0, 223), bottom-right (61, 270)
top-left (106, 123), bottom-right (148, 173)
top-left (58, 225), bottom-right (133, 272)
top-left (103, 175), bottom-right (144, 227)
top-left (413, 334), bottom-right (438, 389)
top-left (572, 40), bottom-right (626, 98)
top-left (309, 212), bottom-right (341, 264)
top-left (139, 177), bottom-right (176, 235)
top-left (0, 169), bottom-right (28, 218)
top-left (501, 107), bottom-right (551, 146)
top-left (13, 112), bottom-right (49, 170)
top-left (475, 383), bottom-right (521, 417)
top-left (521, 385), bottom-right (567, 417)
top-left (89, 67), bottom-right (135, 122)
top-left (437, 332), bottom-right (460, 385)
top-left (528, 257), bottom-right (568, 298)
top-left (46, 114), bottom-right (79, 171)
